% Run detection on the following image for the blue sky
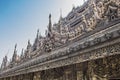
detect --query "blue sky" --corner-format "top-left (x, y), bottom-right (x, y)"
top-left (0, 0), bottom-right (84, 64)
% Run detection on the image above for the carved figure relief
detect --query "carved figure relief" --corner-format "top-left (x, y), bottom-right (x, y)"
top-left (105, 0), bottom-right (119, 21)
top-left (91, 0), bottom-right (101, 20)
top-left (82, 15), bottom-right (90, 32)
top-left (97, 1), bottom-right (105, 18)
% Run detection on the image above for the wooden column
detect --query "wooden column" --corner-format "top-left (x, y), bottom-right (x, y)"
top-left (9, 77), bottom-right (12, 80)
top-left (33, 72), bottom-right (41, 80)
top-left (64, 66), bottom-right (73, 80)
top-left (76, 64), bottom-right (83, 80)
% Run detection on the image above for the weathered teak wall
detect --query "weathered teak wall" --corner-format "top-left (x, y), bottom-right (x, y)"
top-left (1, 54), bottom-right (120, 80)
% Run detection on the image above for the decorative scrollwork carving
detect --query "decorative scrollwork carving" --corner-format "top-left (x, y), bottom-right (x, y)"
top-left (105, 0), bottom-right (119, 21)
top-left (84, 41), bottom-right (90, 47)
top-left (104, 33), bottom-right (113, 40)
top-left (94, 38), bottom-right (101, 44)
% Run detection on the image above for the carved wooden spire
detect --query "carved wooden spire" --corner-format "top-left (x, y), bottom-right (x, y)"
top-left (39, 32), bottom-right (42, 39)
top-left (47, 14), bottom-right (52, 38)
top-left (58, 10), bottom-right (63, 34)
top-left (0, 55), bottom-right (8, 70)
top-left (59, 9), bottom-right (63, 24)
top-left (20, 48), bottom-right (24, 60)
top-left (33, 29), bottom-right (40, 51)
top-left (12, 44), bottom-right (17, 62)
top-left (27, 40), bottom-right (31, 50)
top-left (36, 29), bottom-right (39, 39)
top-left (14, 44), bottom-right (17, 54)
top-left (49, 14), bottom-right (52, 32)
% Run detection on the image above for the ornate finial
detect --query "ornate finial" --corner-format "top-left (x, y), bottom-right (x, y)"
top-left (27, 40), bottom-right (31, 50)
top-left (28, 40), bottom-right (30, 45)
top-left (37, 29), bottom-right (39, 34)
top-left (4, 55), bottom-right (7, 59)
top-left (15, 44), bottom-right (17, 50)
top-left (72, 4), bottom-right (75, 10)
top-left (60, 9), bottom-right (62, 19)
top-left (45, 30), bottom-right (48, 37)
top-left (12, 44), bottom-right (18, 62)
top-left (49, 14), bottom-right (51, 20)
top-left (48, 14), bottom-right (52, 37)
top-left (20, 48), bottom-right (24, 59)
top-left (36, 29), bottom-right (39, 38)
top-left (1, 55), bottom-right (8, 69)
top-left (21, 48), bottom-right (24, 54)
top-left (13, 44), bottom-right (17, 55)
top-left (49, 14), bottom-right (52, 29)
